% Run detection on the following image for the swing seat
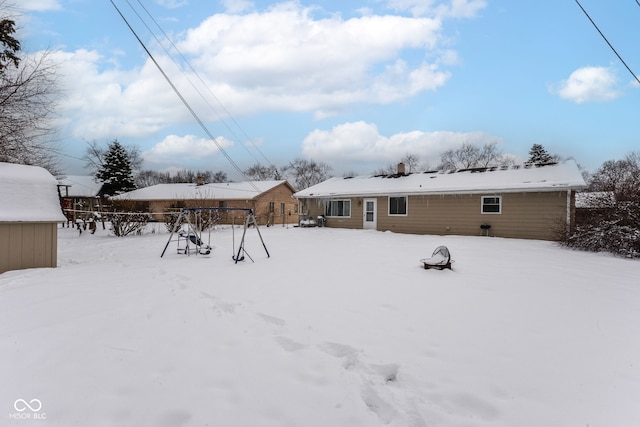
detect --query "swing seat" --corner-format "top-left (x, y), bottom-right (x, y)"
top-left (178, 231), bottom-right (211, 255)
top-left (187, 234), bottom-right (204, 246)
top-left (420, 246), bottom-right (452, 270)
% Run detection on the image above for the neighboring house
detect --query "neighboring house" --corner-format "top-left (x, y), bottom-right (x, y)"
top-left (57, 175), bottom-right (104, 226)
top-left (294, 160), bottom-right (586, 241)
top-left (0, 162), bottom-right (67, 274)
top-left (111, 180), bottom-right (299, 226)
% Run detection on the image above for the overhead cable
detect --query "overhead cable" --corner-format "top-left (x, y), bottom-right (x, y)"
top-left (130, 0), bottom-right (277, 171)
top-left (109, 0), bottom-right (261, 191)
top-left (575, 0), bottom-right (640, 85)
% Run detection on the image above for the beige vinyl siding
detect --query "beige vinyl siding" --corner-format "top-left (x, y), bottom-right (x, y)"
top-left (306, 198), bottom-right (363, 229)
top-left (253, 182), bottom-right (299, 225)
top-left (376, 192), bottom-right (567, 240)
top-left (302, 191), bottom-right (571, 240)
top-left (0, 223), bottom-right (58, 273)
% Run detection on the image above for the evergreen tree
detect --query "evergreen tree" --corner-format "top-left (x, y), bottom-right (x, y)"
top-left (96, 139), bottom-right (137, 196)
top-left (0, 15), bottom-right (21, 72)
top-left (527, 144), bottom-right (554, 165)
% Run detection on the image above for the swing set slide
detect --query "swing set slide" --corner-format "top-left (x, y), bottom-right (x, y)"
top-left (160, 207), bottom-right (270, 263)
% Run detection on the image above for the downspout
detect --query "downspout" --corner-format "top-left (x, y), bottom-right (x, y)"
top-left (566, 190), bottom-right (572, 233)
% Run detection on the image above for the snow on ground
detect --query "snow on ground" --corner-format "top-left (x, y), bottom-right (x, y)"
top-left (1, 225), bottom-right (639, 427)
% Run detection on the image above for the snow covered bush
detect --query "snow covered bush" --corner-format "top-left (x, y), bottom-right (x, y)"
top-left (104, 211), bottom-right (152, 237)
top-left (163, 211), bottom-right (183, 233)
top-left (564, 201), bottom-right (640, 258)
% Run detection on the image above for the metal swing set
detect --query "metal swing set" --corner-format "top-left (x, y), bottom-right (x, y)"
top-left (160, 207), bottom-right (270, 263)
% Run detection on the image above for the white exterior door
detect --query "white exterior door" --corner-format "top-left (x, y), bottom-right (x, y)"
top-left (363, 198), bottom-right (377, 230)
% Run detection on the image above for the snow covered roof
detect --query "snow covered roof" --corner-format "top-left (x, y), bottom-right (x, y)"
top-left (57, 175), bottom-right (102, 197)
top-left (295, 160), bottom-right (586, 198)
top-left (0, 162), bottom-right (67, 222)
top-left (111, 180), bottom-right (292, 201)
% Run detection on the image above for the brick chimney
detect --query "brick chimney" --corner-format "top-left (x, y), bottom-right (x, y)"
top-left (397, 162), bottom-right (405, 175)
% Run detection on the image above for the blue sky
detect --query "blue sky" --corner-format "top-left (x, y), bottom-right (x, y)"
top-left (19, 0), bottom-right (640, 179)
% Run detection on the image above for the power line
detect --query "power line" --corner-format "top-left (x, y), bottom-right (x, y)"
top-left (575, 0), bottom-right (640, 85)
top-left (130, 0), bottom-right (277, 171)
top-left (108, 0), bottom-right (261, 192)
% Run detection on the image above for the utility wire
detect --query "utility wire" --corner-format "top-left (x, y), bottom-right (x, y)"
top-left (109, 0), bottom-right (261, 191)
top-left (575, 0), bottom-right (640, 85)
top-left (130, 0), bottom-right (277, 171)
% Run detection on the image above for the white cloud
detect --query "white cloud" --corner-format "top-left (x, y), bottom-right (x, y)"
top-left (177, 4), bottom-right (449, 115)
top-left (385, 0), bottom-right (486, 18)
top-left (142, 134), bottom-right (234, 164)
top-left (301, 121), bottom-right (500, 172)
top-left (221, 0), bottom-right (254, 14)
top-left (49, 2), bottom-right (481, 150)
top-left (19, 0), bottom-right (61, 11)
top-left (553, 66), bottom-right (621, 103)
top-left (155, 0), bottom-right (189, 9)
top-left (52, 49), bottom-right (191, 140)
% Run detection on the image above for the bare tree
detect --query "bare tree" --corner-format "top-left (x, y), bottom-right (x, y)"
top-left (589, 152), bottom-right (640, 202)
top-left (243, 163), bottom-right (279, 180)
top-left (134, 168), bottom-right (229, 187)
top-left (373, 153), bottom-right (427, 175)
top-left (135, 169), bottom-right (167, 188)
top-left (282, 158), bottom-right (332, 190)
top-left (477, 142), bottom-right (503, 168)
top-left (400, 153), bottom-right (421, 172)
top-left (373, 163), bottom-right (398, 175)
top-left (439, 142), bottom-right (503, 171)
top-left (0, 5), bottom-right (60, 172)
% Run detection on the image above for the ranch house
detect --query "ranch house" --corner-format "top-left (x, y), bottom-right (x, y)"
top-left (111, 180), bottom-right (299, 226)
top-left (294, 160), bottom-right (586, 241)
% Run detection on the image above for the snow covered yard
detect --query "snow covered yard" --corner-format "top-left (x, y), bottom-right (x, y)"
top-left (1, 225), bottom-right (639, 427)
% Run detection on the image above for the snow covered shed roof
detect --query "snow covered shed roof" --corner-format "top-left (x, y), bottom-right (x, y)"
top-left (111, 180), bottom-right (293, 201)
top-left (0, 162), bottom-right (67, 222)
top-left (294, 160), bottom-right (586, 199)
top-left (57, 175), bottom-right (103, 198)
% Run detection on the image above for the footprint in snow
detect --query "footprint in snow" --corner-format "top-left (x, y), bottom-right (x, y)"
top-left (274, 336), bottom-right (307, 352)
top-left (258, 313), bottom-right (286, 327)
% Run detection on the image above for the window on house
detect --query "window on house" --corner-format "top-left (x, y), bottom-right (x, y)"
top-left (294, 204), bottom-right (299, 214)
top-left (389, 196), bottom-right (407, 215)
top-left (218, 201), bottom-right (226, 208)
top-left (269, 202), bottom-right (274, 213)
top-left (325, 200), bottom-right (351, 217)
top-left (481, 196), bottom-right (502, 214)
top-left (280, 203), bottom-right (285, 214)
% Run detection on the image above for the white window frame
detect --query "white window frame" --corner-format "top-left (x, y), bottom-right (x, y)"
top-left (481, 195), bottom-right (502, 214)
top-left (388, 196), bottom-right (408, 216)
top-left (325, 199), bottom-right (351, 218)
